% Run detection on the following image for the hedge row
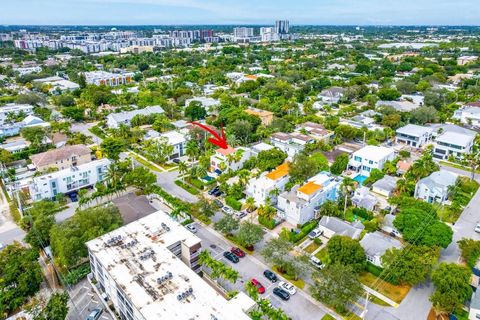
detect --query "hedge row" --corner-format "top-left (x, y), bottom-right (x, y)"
top-left (225, 196), bottom-right (242, 211)
top-left (175, 180), bottom-right (200, 195)
top-left (258, 216), bottom-right (276, 230)
top-left (290, 220), bottom-right (318, 244)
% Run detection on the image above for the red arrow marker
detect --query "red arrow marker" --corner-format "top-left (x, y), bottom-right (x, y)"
top-left (188, 122), bottom-right (228, 149)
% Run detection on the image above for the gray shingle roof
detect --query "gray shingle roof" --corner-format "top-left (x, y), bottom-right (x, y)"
top-left (318, 216), bottom-right (364, 239)
top-left (359, 231), bottom-right (402, 257)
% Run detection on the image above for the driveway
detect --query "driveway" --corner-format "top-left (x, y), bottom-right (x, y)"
top-left (70, 122), bottom-right (103, 145)
top-left (112, 193), bottom-right (157, 224)
top-left (67, 278), bottom-right (113, 320)
top-left (0, 189), bottom-right (25, 246)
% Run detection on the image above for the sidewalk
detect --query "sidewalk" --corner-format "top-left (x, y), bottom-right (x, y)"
top-left (363, 284), bottom-right (399, 308)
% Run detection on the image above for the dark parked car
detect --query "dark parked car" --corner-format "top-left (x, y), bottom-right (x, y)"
top-left (213, 190), bottom-right (223, 197)
top-left (230, 247), bottom-right (245, 258)
top-left (223, 251), bottom-right (239, 263)
top-left (172, 158), bottom-right (180, 164)
top-left (208, 186), bottom-right (220, 195)
top-left (263, 269), bottom-right (278, 283)
top-left (213, 199), bottom-right (223, 208)
top-left (273, 287), bottom-right (290, 301)
top-left (86, 308), bottom-right (103, 320)
top-left (69, 192), bottom-right (78, 202)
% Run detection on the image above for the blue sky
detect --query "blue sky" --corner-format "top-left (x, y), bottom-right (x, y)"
top-left (1, 0), bottom-right (479, 25)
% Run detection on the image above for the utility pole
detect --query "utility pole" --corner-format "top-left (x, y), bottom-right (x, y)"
top-left (360, 291), bottom-right (369, 319)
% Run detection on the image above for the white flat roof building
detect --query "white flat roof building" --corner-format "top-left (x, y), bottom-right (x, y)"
top-left (87, 211), bottom-right (254, 320)
top-left (348, 146), bottom-right (396, 177)
top-left (395, 124), bottom-right (434, 148)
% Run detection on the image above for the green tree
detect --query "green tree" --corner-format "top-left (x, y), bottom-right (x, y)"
top-left (430, 263), bottom-right (472, 315)
top-left (377, 88), bottom-right (401, 101)
top-left (214, 214), bottom-right (239, 235)
top-left (143, 137), bottom-right (174, 164)
top-left (50, 206), bottom-right (123, 268)
top-left (100, 137), bottom-right (125, 161)
top-left (184, 101), bottom-right (207, 121)
top-left (381, 245), bottom-right (440, 285)
top-left (0, 148), bottom-right (13, 164)
top-left (310, 263), bottom-right (363, 314)
top-left (256, 149), bottom-right (287, 172)
top-left (32, 292), bottom-right (69, 320)
top-left (393, 208), bottom-right (453, 248)
top-left (0, 243), bottom-right (43, 316)
top-left (21, 126), bottom-right (48, 146)
top-left (124, 166), bottom-right (157, 192)
top-left (327, 235), bottom-right (366, 273)
top-left (330, 153), bottom-right (349, 175)
top-left (289, 153), bottom-right (318, 183)
top-left (236, 221), bottom-right (264, 249)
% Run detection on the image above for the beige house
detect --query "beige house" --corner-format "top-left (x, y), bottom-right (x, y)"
top-left (245, 107), bottom-right (274, 126)
top-left (30, 145), bottom-right (92, 171)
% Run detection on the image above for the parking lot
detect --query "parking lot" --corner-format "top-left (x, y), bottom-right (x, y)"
top-left (196, 223), bottom-right (328, 320)
top-left (67, 278), bottom-right (113, 320)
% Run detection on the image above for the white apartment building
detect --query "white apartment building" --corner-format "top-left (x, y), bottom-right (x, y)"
top-left (106, 105), bottom-right (164, 128)
top-left (395, 124), bottom-right (434, 147)
top-left (246, 162), bottom-right (289, 206)
top-left (453, 104), bottom-right (480, 126)
top-left (233, 27), bottom-right (254, 39)
top-left (0, 103), bottom-right (34, 125)
top-left (270, 132), bottom-right (314, 160)
top-left (277, 172), bottom-right (343, 225)
top-left (84, 70), bottom-right (134, 87)
top-left (86, 211), bottom-right (254, 320)
top-left (29, 158), bottom-right (110, 201)
top-left (210, 146), bottom-right (252, 174)
top-left (348, 146), bottom-right (396, 177)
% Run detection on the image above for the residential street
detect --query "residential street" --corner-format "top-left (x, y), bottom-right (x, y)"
top-left (0, 187), bottom-right (24, 246)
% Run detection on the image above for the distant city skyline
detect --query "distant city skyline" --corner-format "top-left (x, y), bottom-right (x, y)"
top-left (2, 0), bottom-right (480, 26)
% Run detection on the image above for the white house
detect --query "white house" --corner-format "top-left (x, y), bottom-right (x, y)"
top-left (246, 162), bottom-right (289, 206)
top-left (318, 87), bottom-right (345, 104)
top-left (277, 172), bottom-right (342, 225)
top-left (0, 104), bottom-right (34, 125)
top-left (453, 102), bottom-right (480, 126)
top-left (317, 216), bottom-right (364, 240)
top-left (270, 132), bottom-right (314, 160)
top-left (395, 124), bottom-right (433, 148)
top-left (360, 231), bottom-right (403, 267)
top-left (433, 131), bottom-right (475, 160)
top-left (157, 131), bottom-right (187, 159)
top-left (32, 76), bottom-right (80, 93)
top-left (414, 170), bottom-right (458, 204)
top-left (381, 214), bottom-right (401, 238)
top-left (106, 106), bottom-right (164, 128)
top-left (372, 175), bottom-right (398, 197)
top-left (184, 97), bottom-right (220, 110)
top-left (29, 158), bottom-right (110, 201)
top-left (209, 146), bottom-right (252, 174)
top-left (84, 71), bottom-right (134, 87)
top-left (348, 146), bottom-right (396, 177)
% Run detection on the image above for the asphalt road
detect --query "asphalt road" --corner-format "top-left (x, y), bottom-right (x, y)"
top-left (195, 222), bottom-right (329, 320)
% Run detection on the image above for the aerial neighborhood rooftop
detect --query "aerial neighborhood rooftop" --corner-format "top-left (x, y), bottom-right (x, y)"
top-left (1, 19), bottom-right (480, 320)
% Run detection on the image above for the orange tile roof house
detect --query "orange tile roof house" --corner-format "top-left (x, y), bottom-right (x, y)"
top-left (30, 144), bottom-right (92, 171)
top-left (210, 146), bottom-right (253, 174)
top-left (246, 162), bottom-right (290, 205)
top-left (277, 172), bottom-right (343, 225)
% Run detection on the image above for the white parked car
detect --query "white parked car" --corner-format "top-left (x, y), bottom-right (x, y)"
top-left (308, 228), bottom-right (323, 239)
top-left (186, 224), bottom-right (197, 233)
top-left (234, 210), bottom-right (248, 220)
top-left (475, 223), bottom-right (480, 233)
top-left (309, 256), bottom-right (325, 270)
top-left (222, 206), bottom-right (233, 215)
top-left (278, 281), bottom-right (296, 295)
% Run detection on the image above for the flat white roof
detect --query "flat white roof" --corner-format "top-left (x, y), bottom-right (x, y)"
top-left (396, 124), bottom-right (433, 137)
top-left (158, 131), bottom-right (186, 146)
top-left (86, 211), bottom-right (252, 320)
top-left (436, 131), bottom-right (475, 147)
top-left (353, 145), bottom-right (395, 162)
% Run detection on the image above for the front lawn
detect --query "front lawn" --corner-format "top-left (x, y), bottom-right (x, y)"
top-left (315, 247), bottom-right (329, 264)
top-left (272, 266), bottom-right (305, 289)
top-left (304, 241), bottom-right (320, 254)
top-left (359, 272), bottom-right (410, 304)
top-left (175, 180), bottom-right (200, 195)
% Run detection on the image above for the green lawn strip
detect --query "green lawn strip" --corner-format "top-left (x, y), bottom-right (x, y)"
top-left (175, 180), bottom-right (200, 195)
top-left (440, 161), bottom-right (480, 174)
top-left (129, 152), bottom-right (163, 172)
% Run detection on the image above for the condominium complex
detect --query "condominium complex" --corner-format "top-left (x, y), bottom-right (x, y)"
top-left (453, 103), bottom-right (480, 126)
top-left (106, 106), bottom-right (165, 128)
top-left (277, 171), bottom-right (343, 225)
top-left (233, 27), bottom-right (254, 39)
top-left (84, 71), bottom-right (134, 87)
top-left (86, 211), bottom-right (254, 320)
top-left (275, 20), bottom-right (290, 34)
top-left (30, 145), bottom-right (92, 172)
top-left (29, 158), bottom-right (110, 201)
top-left (433, 131), bottom-right (475, 160)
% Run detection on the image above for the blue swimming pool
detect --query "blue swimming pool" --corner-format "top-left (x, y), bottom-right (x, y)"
top-left (353, 174), bottom-right (368, 185)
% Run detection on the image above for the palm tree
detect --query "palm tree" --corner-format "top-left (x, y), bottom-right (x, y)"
top-left (258, 199), bottom-right (276, 221)
top-left (268, 188), bottom-right (281, 203)
top-left (196, 165), bottom-right (208, 180)
top-left (245, 197), bottom-right (256, 213)
top-left (185, 141), bottom-right (200, 161)
top-left (178, 161), bottom-right (188, 180)
top-left (245, 281), bottom-right (259, 302)
top-left (238, 169), bottom-right (250, 186)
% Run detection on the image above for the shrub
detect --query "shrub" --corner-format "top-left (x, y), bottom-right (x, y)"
top-left (258, 216), bottom-right (275, 230)
top-left (175, 180), bottom-right (200, 195)
top-left (63, 264), bottom-right (91, 286)
top-left (313, 237), bottom-right (323, 246)
top-left (289, 220), bottom-right (318, 243)
top-left (226, 196), bottom-right (242, 211)
top-left (189, 177), bottom-right (205, 190)
top-left (366, 262), bottom-right (384, 277)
